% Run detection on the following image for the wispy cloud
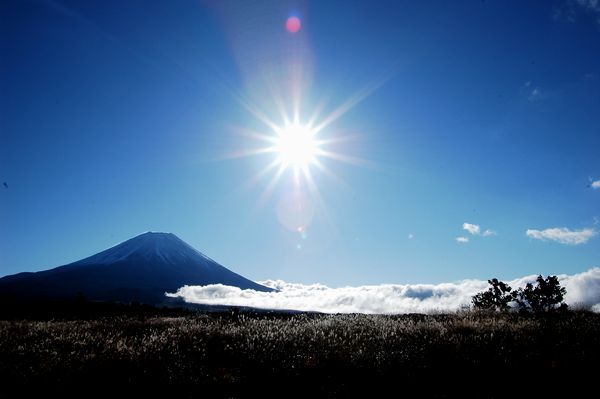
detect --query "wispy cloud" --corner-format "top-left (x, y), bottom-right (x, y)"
top-left (576, 0), bottom-right (600, 13)
top-left (554, 0), bottom-right (600, 24)
top-left (456, 236), bottom-right (469, 243)
top-left (522, 81), bottom-right (551, 102)
top-left (408, 233), bottom-right (414, 240)
top-left (526, 227), bottom-right (597, 245)
top-left (528, 87), bottom-right (542, 101)
top-left (482, 229), bottom-right (496, 237)
top-left (592, 179), bottom-right (600, 189)
top-left (167, 268), bottom-right (600, 314)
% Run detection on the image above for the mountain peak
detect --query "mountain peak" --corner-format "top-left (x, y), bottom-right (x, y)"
top-left (138, 231), bottom-right (175, 236)
top-left (72, 231), bottom-right (211, 267)
top-left (0, 232), bottom-right (272, 304)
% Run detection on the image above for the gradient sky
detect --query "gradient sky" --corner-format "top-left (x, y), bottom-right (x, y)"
top-left (1, 0), bottom-right (599, 286)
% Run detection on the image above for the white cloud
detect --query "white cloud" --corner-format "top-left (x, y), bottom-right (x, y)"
top-left (558, 268), bottom-right (600, 306)
top-left (166, 268), bottom-right (600, 314)
top-left (456, 236), bottom-right (469, 243)
top-left (463, 223), bottom-right (480, 235)
top-left (592, 180), bottom-right (600, 189)
top-left (509, 268), bottom-right (600, 310)
top-left (462, 223), bottom-right (496, 238)
top-left (526, 227), bottom-right (597, 245)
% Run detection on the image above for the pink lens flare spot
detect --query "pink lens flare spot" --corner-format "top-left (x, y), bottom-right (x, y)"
top-left (286, 16), bottom-right (301, 33)
top-left (277, 190), bottom-right (315, 232)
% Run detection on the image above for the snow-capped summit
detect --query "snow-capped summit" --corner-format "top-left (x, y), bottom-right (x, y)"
top-left (73, 232), bottom-right (219, 267)
top-left (0, 232), bottom-right (272, 305)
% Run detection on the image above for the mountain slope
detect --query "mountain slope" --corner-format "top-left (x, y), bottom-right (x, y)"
top-left (0, 232), bottom-right (272, 305)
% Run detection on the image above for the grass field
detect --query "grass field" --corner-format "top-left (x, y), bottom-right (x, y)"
top-left (1, 307), bottom-right (599, 398)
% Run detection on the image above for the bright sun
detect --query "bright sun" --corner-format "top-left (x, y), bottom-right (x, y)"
top-left (274, 124), bottom-right (318, 168)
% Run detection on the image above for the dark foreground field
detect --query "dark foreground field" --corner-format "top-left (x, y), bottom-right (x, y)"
top-left (1, 305), bottom-right (599, 398)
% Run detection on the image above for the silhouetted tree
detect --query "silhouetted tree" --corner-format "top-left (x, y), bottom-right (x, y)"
top-left (513, 275), bottom-right (567, 312)
top-left (472, 278), bottom-right (513, 311)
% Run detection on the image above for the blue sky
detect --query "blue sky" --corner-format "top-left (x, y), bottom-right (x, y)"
top-left (1, 0), bottom-right (599, 286)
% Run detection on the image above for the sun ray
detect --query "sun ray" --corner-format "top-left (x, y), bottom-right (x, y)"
top-left (257, 162), bottom-right (287, 206)
top-left (232, 126), bottom-right (279, 144)
top-left (241, 158), bottom-right (283, 191)
top-left (311, 158), bottom-right (350, 190)
top-left (221, 147), bottom-right (277, 161)
top-left (306, 97), bottom-right (329, 130)
top-left (300, 162), bottom-right (340, 238)
top-left (265, 74), bottom-right (292, 127)
top-left (316, 149), bottom-right (370, 167)
top-left (311, 72), bottom-right (393, 136)
top-left (314, 131), bottom-right (364, 146)
top-left (232, 91), bottom-right (281, 133)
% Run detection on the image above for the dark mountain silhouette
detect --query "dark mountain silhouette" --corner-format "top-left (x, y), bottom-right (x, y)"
top-left (0, 232), bottom-right (272, 305)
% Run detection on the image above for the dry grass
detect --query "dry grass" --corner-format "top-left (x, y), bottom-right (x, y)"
top-left (1, 310), bottom-right (599, 397)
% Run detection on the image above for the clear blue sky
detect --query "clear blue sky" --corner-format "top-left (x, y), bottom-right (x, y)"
top-left (1, 0), bottom-right (599, 285)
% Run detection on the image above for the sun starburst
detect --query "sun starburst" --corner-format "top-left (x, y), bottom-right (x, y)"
top-left (273, 123), bottom-right (318, 169)
top-left (219, 61), bottom-right (389, 236)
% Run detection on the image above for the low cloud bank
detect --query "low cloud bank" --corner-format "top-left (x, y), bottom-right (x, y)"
top-left (167, 268), bottom-right (600, 314)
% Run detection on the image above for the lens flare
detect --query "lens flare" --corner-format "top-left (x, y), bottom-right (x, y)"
top-left (286, 16), bottom-right (301, 33)
top-left (277, 190), bottom-right (314, 232)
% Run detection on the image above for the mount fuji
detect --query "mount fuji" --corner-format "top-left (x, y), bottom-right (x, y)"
top-left (0, 232), bottom-right (272, 305)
